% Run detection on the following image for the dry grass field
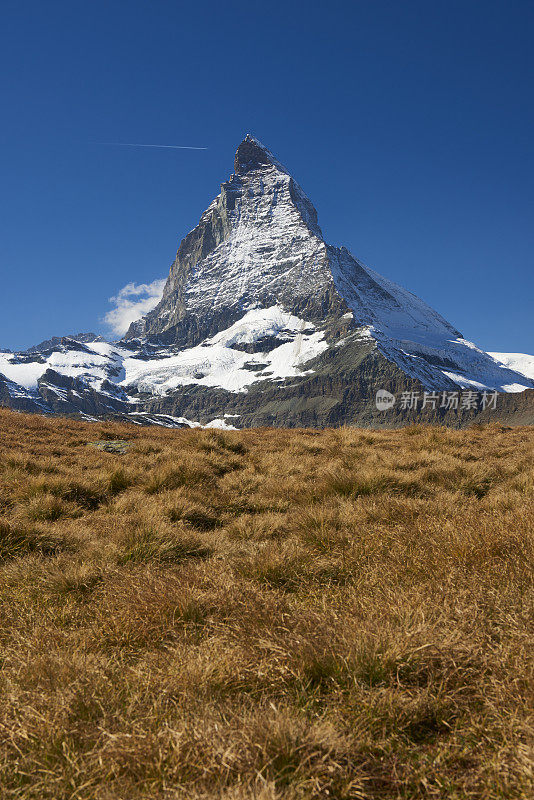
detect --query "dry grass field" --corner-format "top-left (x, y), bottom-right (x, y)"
top-left (0, 408), bottom-right (533, 799)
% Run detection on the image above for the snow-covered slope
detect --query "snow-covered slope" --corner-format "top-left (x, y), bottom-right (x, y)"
top-left (0, 309), bottom-right (328, 399)
top-left (124, 307), bottom-right (328, 395)
top-left (0, 340), bottom-right (127, 392)
top-left (489, 353), bottom-right (534, 381)
top-left (325, 247), bottom-right (532, 391)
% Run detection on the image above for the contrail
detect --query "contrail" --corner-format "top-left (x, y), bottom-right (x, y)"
top-left (100, 142), bottom-right (208, 150)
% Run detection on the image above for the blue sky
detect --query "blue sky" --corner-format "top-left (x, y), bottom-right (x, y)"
top-left (1, 0), bottom-right (532, 352)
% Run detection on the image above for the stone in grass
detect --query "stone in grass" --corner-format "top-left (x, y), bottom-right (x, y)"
top-left (87, 440), bottom-right (131, 454)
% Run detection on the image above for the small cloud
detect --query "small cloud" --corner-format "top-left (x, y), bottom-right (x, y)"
top-left (103, 279), bottom-right (166, 337)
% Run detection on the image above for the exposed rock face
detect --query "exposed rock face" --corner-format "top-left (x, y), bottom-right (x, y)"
top-left (1, 135), bottom-right (533, 428)
top-left (0, 374), bottom-right (49, 414)
top-left (37, 370), bottom-right (129, 416)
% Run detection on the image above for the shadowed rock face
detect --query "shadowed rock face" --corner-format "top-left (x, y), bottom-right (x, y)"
top-left (234, 135), bottom-right (275, 173)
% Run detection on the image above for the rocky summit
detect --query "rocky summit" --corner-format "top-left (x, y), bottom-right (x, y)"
top-left (1, 135), bottom-right (533, 428)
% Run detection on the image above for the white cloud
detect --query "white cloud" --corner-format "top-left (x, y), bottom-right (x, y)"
top-left (103, 279), bottom-right (166, 337)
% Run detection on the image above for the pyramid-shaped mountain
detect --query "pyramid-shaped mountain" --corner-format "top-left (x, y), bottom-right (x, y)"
top-left (1, 135), bottom-right (533, 427)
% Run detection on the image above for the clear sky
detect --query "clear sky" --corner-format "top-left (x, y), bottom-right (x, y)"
top-left (1, 0), bottom-right (532, 352)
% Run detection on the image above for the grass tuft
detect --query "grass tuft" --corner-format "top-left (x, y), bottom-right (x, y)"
top-left (0, 519), bottom-right (75, 560)
top-left (118, 526), bottom-right (213, 564)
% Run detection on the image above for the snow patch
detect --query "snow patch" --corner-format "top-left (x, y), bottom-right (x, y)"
top-left (203, 418), bottom-right (239, 430)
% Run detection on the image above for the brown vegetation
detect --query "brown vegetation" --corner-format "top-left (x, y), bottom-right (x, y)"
top-left (0, 408), bottom-right (533, 799)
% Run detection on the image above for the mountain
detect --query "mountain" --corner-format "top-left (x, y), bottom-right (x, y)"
top-left (1, 135), bottom-right (533, 428)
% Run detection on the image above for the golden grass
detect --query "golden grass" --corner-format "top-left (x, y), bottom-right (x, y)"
top-left (0, 408), bottom-right (533, 799)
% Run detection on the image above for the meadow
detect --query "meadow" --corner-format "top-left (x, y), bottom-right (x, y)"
top-left (0, 408), bottom-right (532, 799)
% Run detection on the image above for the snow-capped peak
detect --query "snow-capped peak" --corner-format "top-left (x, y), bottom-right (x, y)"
top-left (125, 135), bottom-right (532, 394)
top-left (2, 136), bottom-right (532, 427)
